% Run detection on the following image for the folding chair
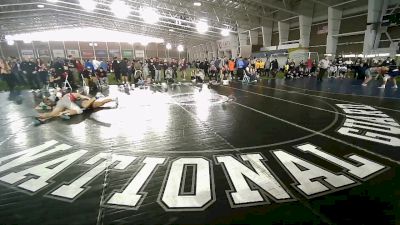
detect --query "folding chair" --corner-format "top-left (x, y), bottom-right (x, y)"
top-left (80, 74), bottom-right (89, 95)
top-left (63, 73), bottom-right (72, 91)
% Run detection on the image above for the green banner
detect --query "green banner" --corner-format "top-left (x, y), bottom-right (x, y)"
top-left (122, 50), bottom-right (133, 58)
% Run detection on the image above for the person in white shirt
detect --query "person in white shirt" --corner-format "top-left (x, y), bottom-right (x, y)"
top-left (317, 57), bottom-right (329, 81)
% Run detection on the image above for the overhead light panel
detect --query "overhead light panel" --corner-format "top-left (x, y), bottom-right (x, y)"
top-left (47, 0), bottom-right (58, 2)
top-left (166, 43), bottom-right (172, 50)
top-left (111, 0), bottom-right (131, 19)
top-left (6, 28), bottom-right (164, 44)
top-left (80, 0), bottom-right (97, 12)
top-left (196, 21), bottom-right (209, 34)
top-left (221, 28), bottom-right (230, 36)
top-left (194, 2), bottom-right (202, 6)
top-left (169, 29), bottom-right (174, 32)
top-left (140, 7), bottom-right (160, 24)
top-left (37, 4), bottom-right (45, 8)
top-left (7, 40), bottom-right (14, 46)
top-left (177, 45), bottom-right (184, 52)
top-left (23, 39), bottom-right (32, 44)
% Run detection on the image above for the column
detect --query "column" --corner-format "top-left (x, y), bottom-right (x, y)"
top-left (326, 7), bottom-right (343, 55)
top-left (261, 21), bottom-right (273, 47)
top-left (238, 28), bottom-right (248, 47)
top-left (249, 30), bottom-right (259, 46)
top-left (299, 15), bottom-right (312, 47)
top-left (278, 21), bottom-right (290, 45)
top-left (211, 42), bottom-right (218, 59)
top-left (230, 34), bottom-right (239, 58)
top-left (0, 43), bottom-right (4, 59)
top-left (363, 0), bottom-right (389, 54)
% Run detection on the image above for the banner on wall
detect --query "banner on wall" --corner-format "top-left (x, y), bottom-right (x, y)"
top-left (38, 49), bottom-right (50, 58)
top-left (122, 50), bottom-right (133, 58)
top-left (21, 50), bottom-right (34, 59)
top-left (67, 49), bottom-right (80, 58)
top-left (81, 50), bottom-right (94, 58)
top-left (109, 49), bottom-right (121, 58)
top-left (53, 49), bottom-right (65, 58)
top-left (135, 50), bottom-right (144, 58)
top-left (217, 37), bottom-right (238, 51)
top-left (95, 50), bottom-right (107, 58)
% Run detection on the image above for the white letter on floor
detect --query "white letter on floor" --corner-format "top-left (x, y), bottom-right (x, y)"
top-left (50, 153), bottom-right (136, 199)
top-left (344, 119), bottom-right (400, 135)
top-left (160, 158), bottom-right (214, 210)
top-left (106, 157), bottom-right (166, 208)
top-left (296, 144), bottom-right (386, 179)
top-left (0, 140), bottom-right (71, 173)
top-left (215, 154), bottom-right (291, 206)
top-left (272, 150), bottom-right (355, 196)
top-left (0, 150), bottom-right (87, 193)
top-left (337, 127), bottom-right (400, 146)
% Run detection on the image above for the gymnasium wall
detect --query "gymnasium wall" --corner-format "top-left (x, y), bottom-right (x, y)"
top-left (267, 13), bottom-right (399, 57)
top-left (0, 41), bottom-right (187, 61)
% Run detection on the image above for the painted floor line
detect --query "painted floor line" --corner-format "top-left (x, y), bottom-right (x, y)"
top-left (232, 101), bottom-right (399, 165)
top-left (235, 82), bottom-right (400, 113)
top-left (282, 83), bottom-right (400, 100)
top-left (116, 86), bottom-right (338, 154)
top-left (226, 86), bottom-right (349, 117)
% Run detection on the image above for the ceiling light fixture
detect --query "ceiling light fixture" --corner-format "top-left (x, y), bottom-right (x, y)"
top-left (110, 0), bottom-right (131, 19)
top-left (37, 4), bottom-right (45, 8)
top-left (221, 28), bottom-right (230, 37)
top-left (166, 43), bottom-right (172, 50)
top-left (7, 40), bottom-right (14, 46)
top-left (196, 21), bottom-right (209, 34)
top-left (194, 2), bottom-right (202, 6)
top-left (169, 29), bottom-right (174, 32)
top-left (140, 7), bottom-right (160, 24)
top-left (177, 44), bottom-right (184, 52)
top-left (47, 0), bottom-right (58, 2)
top-left (80, 0), bottom-right (97, 12)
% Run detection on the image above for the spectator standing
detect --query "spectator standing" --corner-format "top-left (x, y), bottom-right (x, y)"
top-left (317, 57), bottom-right (329, 82)
top-left (0, 58), bottom-right (14, 91)
top-left (236, 56), bottom-right (245, 80)
top-left (154, 58), bottom-right (162, 83)
top-left (119, 58), bottom-right (128, 85)
top-left (112, 57), bottom-right (121, 83)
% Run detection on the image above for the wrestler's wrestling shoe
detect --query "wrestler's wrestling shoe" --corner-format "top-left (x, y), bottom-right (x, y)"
top-left (59, 114), bottom-right (71, 120)
top-left (33, 117), bottom-right (46, 126)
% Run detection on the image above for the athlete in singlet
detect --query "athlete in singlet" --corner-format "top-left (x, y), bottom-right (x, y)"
top-left (36, 92), bottom-right (117, 123)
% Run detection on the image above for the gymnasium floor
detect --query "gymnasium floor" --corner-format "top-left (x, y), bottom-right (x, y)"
top-left (0, 78), bottom-right (399, 225)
